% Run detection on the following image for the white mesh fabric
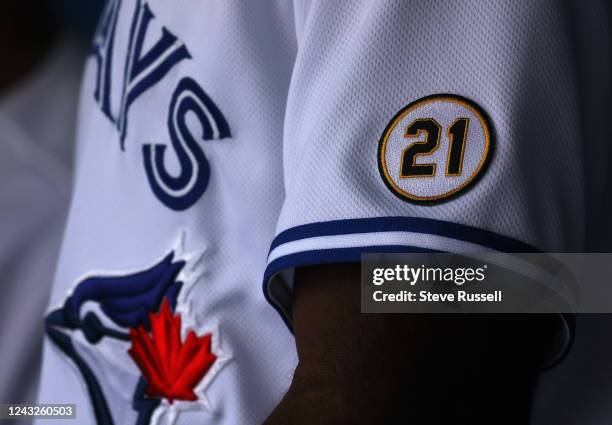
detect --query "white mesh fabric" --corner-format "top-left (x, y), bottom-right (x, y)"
top-left (279, 0), bottom-right (584, 251)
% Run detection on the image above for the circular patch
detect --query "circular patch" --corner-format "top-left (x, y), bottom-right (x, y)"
top-left (378, 94), bottom-right (493, 204)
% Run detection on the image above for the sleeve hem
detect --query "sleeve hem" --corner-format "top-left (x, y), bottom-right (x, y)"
top-left (263, 215), bottom-right (552, 330)
top-left (262, 216), bottom-right (570, 370)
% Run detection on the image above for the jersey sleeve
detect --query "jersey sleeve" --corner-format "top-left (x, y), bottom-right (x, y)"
top-left (264, 0), bottom-right (584, 329)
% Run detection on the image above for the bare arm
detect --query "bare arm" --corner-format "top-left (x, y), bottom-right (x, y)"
top-left (265, 263), bottom-right (557, 424)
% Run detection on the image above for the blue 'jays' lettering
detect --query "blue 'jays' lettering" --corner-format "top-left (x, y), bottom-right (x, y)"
top-left (92, 0), bottom-right (122, 120)
top-left (119, 0), bottom-right (191, 149)
top-left (143, 77), bottom-right (231, 211)
top-left (91, 0), bottom-right (230, 210)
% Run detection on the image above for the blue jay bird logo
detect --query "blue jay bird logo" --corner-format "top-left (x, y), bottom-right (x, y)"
top-left (45, 237), bottom-right (229, 425)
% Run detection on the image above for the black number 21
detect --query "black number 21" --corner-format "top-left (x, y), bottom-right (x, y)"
top-left (401, 118), bottom-right (469, 178)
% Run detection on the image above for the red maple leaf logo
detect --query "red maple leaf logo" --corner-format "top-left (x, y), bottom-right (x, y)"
top-left (128, 298), bottom-right (217, 403)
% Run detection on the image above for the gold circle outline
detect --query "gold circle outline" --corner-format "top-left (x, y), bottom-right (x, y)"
top-left (379, 95), bottom-right (492, 202)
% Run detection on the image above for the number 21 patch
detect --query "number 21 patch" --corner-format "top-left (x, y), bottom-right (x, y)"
top-left (378, 94), bottom-right (493, 204)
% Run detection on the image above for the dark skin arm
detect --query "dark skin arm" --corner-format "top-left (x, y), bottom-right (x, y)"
top-left (265, 263), bottom-right (558, 424)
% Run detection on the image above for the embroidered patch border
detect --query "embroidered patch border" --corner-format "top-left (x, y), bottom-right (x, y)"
top-left (377, 94), bottom-right (494, 204)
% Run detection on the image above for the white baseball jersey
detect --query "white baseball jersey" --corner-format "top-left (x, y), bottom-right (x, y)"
top-left (37, 1), bottom-right (611, 425)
